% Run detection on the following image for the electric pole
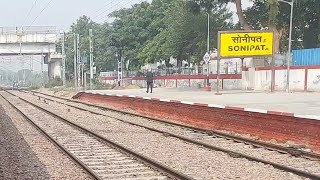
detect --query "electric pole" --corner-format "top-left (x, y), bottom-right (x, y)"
top-left (121, 55), bottom-right (124, 86)
top-left (22, 57), bottom-right (25, 85)
top-left (207, 12), bottom-right (210, 86)
top-left (116, 52), bottom-right (123, 87)
top-left (77, 34), bottom-right (81, 89)
top-left (81, 62), bottom-right (84, 86)
top-left (62, 32), bottom-right (66, 87)
top-left (30, 55), bottom-right (33, 87)
top-left (89, 29), bottom-right (93, 90)
top-left (41, 49), bottom-right (44, 87)
top-left (73, 33), bottom-right (77, 91)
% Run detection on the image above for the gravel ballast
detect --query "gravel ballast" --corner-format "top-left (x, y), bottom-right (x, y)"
top-left (0, 95), bottom-right (92, 180)
top-left (0, 104), bottom-right (49, 180)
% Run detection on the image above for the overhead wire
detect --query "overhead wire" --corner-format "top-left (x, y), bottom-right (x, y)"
top-left (25, 0), bottom-right (54, 31)
top-left (91, 0), bottom-right (123, 20)
top-left (93, 0), bottom-right (142, 23)
top-left (88, 0), bottom-right (114, 18)
top-left (21, 0), bottom-right (41, 29)
top-left (12, 0), bottom-right (146, 70)
top-left (4, 0), bottom-right (55, 75)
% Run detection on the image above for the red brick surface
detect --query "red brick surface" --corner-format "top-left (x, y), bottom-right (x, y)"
top-left (75, 92), bottom-right (320, 152)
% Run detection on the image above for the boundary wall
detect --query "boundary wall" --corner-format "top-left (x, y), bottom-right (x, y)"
top-left (251, 66), bottom-right (320, 92)
top-left (101, 66), bottom-right (320, 92)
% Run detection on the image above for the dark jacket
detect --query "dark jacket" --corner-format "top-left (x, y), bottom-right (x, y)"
top-left (146, 71), bottom-right (153, 83)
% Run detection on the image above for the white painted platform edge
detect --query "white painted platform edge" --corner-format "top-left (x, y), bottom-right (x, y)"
top-left (180, 101), bottom-right (194, 105)
top-left (82, 92), bottom-right (320, 120)
top-left (244, 108), bottom-right (268, 114)
top-left (159, 99), bottom-right (170, 102)
top-left (208, 104), bottom-right (225, 109)
top-left (294, 114), bottom-right (320, 121)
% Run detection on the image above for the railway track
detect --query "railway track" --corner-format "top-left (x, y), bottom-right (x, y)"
top-left (0, 91), bottom-right (193, 180)
top-left (14, 89), bottom-right (320, 180)
top-left (26, 90), bottom-right (320, 158)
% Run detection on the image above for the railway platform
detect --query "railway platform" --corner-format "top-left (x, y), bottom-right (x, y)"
top-left (77, 88), bottom-right (320, 152)
top-left (87, 88), bottom-right (320, 119)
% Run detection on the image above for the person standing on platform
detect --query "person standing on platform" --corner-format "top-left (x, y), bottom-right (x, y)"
top-left (146, 69), bottom-right (153, 93)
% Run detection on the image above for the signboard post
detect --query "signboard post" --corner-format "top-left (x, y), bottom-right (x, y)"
top-left (203, 52), bottom-right (211, 89)
top-left (217, 31), bottom-right (274, 94)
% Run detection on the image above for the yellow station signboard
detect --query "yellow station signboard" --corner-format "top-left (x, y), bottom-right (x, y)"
top-left (219, 31), bottom-right (274, 58)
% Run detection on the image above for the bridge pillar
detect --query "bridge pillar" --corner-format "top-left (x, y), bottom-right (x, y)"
top-left (48, 53), bottom-right (62, 80)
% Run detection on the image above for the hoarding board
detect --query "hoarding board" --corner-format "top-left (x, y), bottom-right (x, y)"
top-left (218, 31), bottom-right (274, 58)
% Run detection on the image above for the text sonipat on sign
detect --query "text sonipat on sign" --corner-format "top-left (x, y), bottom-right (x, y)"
top-left (219, 31), bottom-right (274, 58)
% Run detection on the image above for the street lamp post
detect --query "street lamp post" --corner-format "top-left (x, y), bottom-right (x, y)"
top-left (207, 12), bottom-right (210, 86)
top-left (278, 0), bottom-right (294, 93)
top-left (207, 13), bottom-right (210, 54)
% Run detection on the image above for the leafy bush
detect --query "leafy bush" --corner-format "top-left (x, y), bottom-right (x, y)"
top-left (91, 78), bottom-right (115, 90)
top-left (94, 82), bottom-right (116, 90)
top-left (25, 86), bottom-right (41, 90)
top-left (45, 77), bottom-right (63, 88)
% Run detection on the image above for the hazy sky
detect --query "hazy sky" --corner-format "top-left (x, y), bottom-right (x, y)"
top-left (1, 0), bottom-right (252, 30)
top-left (1, 0), bottom-right (153, 30)
top-left (0, 0), bottom-right (252, 72)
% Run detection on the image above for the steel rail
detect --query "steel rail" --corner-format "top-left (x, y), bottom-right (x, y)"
top-left (2, 90), bottom-right (194, 180)
top-left (0, 92), bottom-right (102, 180)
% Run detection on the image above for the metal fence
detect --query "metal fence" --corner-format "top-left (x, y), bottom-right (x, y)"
top-left (100, 61), bottom-right (243, 78)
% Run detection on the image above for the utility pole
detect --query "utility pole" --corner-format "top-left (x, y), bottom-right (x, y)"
top-left (89, 29), bottom-right (93, 90)
top-left (30, 55), bottom-right (33, 87)
top-left (207, 13), bottom-right (210, 54)
top-left (77, 34), bottom-right (81, 89)
top-left (287, 0), bottom-right (294, 93)
top-left (116, 52), bottom-right (122, 87)
top-left (73, 33), bottom-right (77, 91)
top-left (61, 32), bottom-right (66, 87)
top-left (277, 0), bottom-right (294, 93)
top-left (18, 30), bottom-right (22, 55)
top-left (121, 55), bottom-right (124, 86)
top-left (81, 63), bottom-right (84, 86)
top-left (22, 57), bottom-right (25, 85)
top-left (206, 12), bottom-right (210, 86)
top-left (41, 49), bottom-right (44, 87)
top-left (84, 73), bottom-right (87, 90)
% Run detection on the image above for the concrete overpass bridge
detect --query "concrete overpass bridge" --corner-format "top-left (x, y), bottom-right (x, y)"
top-left (0, 26), bottom-right (63, 79)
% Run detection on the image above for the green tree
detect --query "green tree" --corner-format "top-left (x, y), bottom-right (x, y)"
top-left (64, 16), bottom-right (117, 77)
top-left (194, 0), bottom-right (320, 52)
top-left (140, 0), bottom-right (233, 64)
top-left (192, 0), bottom-right (284, 53)
top-left (65, 0), bottom-right (232, 74)
top-left (244, 0), bottom-right (320, 50)
top-left (296, 0), bottom-right (320, 48)
top-left (109, 0), bottom-right (175, 70)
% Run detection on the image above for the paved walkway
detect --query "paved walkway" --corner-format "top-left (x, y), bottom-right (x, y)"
top-left (88, 88), bottom-right (320, 116)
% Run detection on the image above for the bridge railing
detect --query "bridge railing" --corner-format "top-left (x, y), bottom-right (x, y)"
top-left (0, 26), bottom-right (57, 35)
